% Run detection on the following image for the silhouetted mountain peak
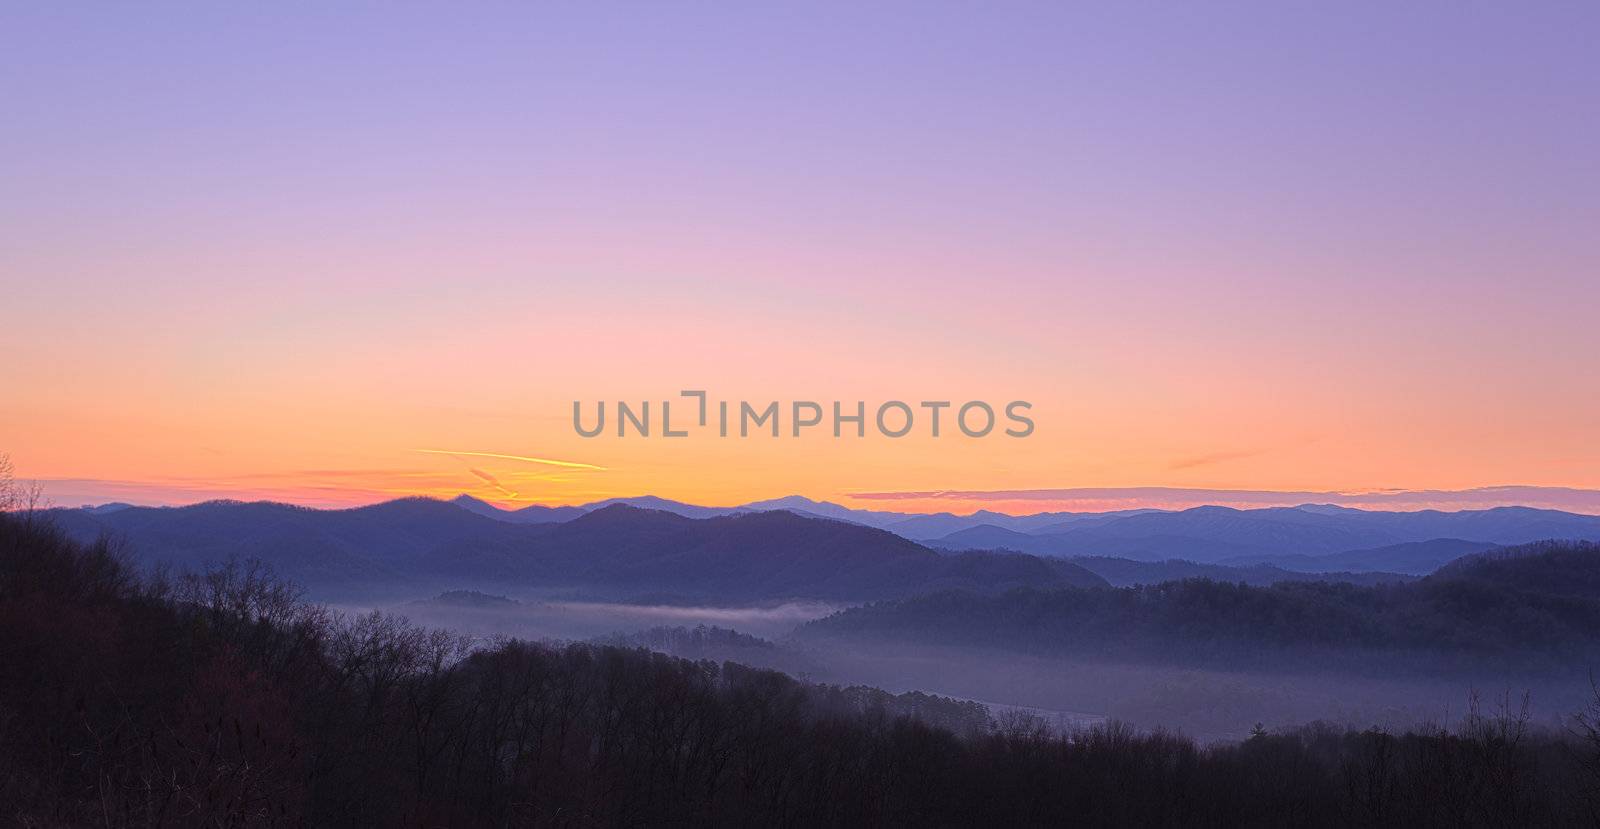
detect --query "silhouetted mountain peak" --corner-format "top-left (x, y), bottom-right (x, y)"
top-left (80, 502), bottom-right (134, 515)
top-left (743, 495), bottom-right (829, 510)
top-left (450, 493), bottom-right (519, 518)
top-left (1180, 505), bottom-right (1244, 516)
top-left (722, 508), bottom-right (843, 528)
top-left (1293, 503), bottom-right (1363, 515)
top-left (349, 497), bottom-right (481, 519)
top-left (568, 503), bottom-right (694, 526)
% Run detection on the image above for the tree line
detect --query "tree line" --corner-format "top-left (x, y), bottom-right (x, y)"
top-left (802, 544), bottom-right (1600, 676)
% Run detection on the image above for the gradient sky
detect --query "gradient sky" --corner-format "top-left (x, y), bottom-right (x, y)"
top-left (3, 3), bottom-right (1598, 513)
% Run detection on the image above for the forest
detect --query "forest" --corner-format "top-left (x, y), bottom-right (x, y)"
top-left (801, 542), bottom-right (1600, 676)
top-left (6, 511), bottom-right (1600, 825)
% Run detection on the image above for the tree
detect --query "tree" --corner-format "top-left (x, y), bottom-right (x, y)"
top-left (0, 452), bottom-right (45, 514)
top-left (0, 452), bottom-right (15, 510)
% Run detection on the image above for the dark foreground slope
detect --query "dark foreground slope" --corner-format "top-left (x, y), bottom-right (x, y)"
top-left (47, 500), bottom-right (1106, 601)
top-left (5, 512), bottom-right (1599, 826)
top-left (801, 540), bottom-right (1600, 675)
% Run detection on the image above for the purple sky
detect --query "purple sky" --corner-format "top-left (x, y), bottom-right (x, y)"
top-left (3, 3), bottom-right (1598, 511)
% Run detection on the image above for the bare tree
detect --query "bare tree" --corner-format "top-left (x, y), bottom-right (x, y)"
top-left (0, 452), bottom-right (15, 511)
top-left (1571, 673), bottom-right (1600, 821)
top-left (0, 451), bottom-right (47, 514)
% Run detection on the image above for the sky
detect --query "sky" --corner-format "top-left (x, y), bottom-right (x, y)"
top-left (3, 3), bottom-right (1598, 513)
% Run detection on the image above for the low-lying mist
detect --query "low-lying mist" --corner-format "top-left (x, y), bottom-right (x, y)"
top-left (339, 590), bottom-right (841, 642)
top-left (340, 587), bottom-right (1598, 743)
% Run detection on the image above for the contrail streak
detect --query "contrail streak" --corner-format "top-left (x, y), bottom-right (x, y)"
top-left (414, 449), bottom-right (607, 471)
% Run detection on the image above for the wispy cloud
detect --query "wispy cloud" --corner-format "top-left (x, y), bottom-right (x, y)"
top-left (468, 468), bottom-right (518, 500)
top-left (1168, 449), bottom-right (1269, 471)
top-left (414, 449), bottom-right (606, 470)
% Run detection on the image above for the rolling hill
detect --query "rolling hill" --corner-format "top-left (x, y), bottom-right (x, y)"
top-left (43, 500), bottom-right (1106, 602)
top-left (797, 540), bottom-right (1600, 673)
top-left (927, 505), bottom-right (1600, 565)
top-left (1220, 538), bottom-right (1500, 575)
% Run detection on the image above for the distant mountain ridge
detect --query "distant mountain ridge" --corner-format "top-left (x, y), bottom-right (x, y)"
top-left (450, 494), bottom-right (587, 524)
top-left (449, 494), bottom-right (1156, 539)
top-left (62, 495), bottom-right (1600, 577)
top-left (44, 500), bottom-right (1107, 602)
top-left (1219, 539), bottom-right (1501, 576)
top-left (923, 505), bottom-right (1600, 565)
top-left (1064, 556), bottom-right (1415, 588)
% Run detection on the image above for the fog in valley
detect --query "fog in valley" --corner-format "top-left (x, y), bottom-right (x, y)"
top-left (354, 585), bottom-right (1598, 743)
top-left (345, 593), bottom-right (840, 642)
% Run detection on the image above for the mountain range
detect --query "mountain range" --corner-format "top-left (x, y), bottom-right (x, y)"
top-left (919, 504), bottom-right (1600, 567)
top-left (797, 540), bottom-right (1600, 675)
top-left (44, 499), bottom-right (1107, 601)
top-left (451, 494), bottom-right (1600, 568)
top-left (42, 494), bottom-right (1600, 600)
top-left (447, 494), bottom-right (1157, 538)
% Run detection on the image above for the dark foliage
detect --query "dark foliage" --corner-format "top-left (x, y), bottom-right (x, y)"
top-left (802, 541), bottom-right (1600, 675)
top-left (1063, 554), bottom-right (1415, 587)
top-left (6, 514), bottom-right (1600, 826)
top-left (595, 625), bottom-right (830, 681)
top-left (1435, 540), bottom-right (1600, 599)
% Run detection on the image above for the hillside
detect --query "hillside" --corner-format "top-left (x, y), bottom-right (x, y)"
top-left (1432, 539), bottom-right (1600, 599)
top-left (1221, 539), bottom-right (1500, 575)
top-left (799, 540), bottom-right (1600, 673)
top-left (1067, 556), bottom-right (1414, 588)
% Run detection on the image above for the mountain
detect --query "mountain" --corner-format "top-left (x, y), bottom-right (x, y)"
top-left (880, 513), bottom-right (992, 540)
top-left (438, 497), bottom-right (1600, 566)
top-left (1020, 510), bottom-right (1167, 535)
top-left (1066, 556), bottom-right (1414, 588)
top-left (47, 498), bottom-right (538, 592)
top-left (449, 493), bottom-right (743, 524)
top-left (42, 499), bottom-right (1105, 602)
top-left (738, 496), bottom-right (876, 525)
top-left (1039, 506), bottom-right (1400, 559)
top-left (1331, 506), bottom-right (1600, 544)
top-left (928, 524), bottom-right (1047, 552)
top-left (1431, 539), bottom-right (1600, 600)
top-left (799, 539), bottom-right (1600, 673)
top-left (581, 496), bottom-right (747, 519)
top-left (1221, 538), bottom-right (1500, 575)
top-left (493, 506), bottom-right (1106, 600)
top-left (51, 496), bottom-right (1600, 599)
top-left (734, 497), bottom-right (1159, 539)
top-left (448, 493), bottom-right (507, 518)
top-left (451, 493), bottom-right (749, 524)
top-left (450, 494), bottom-right (587, 524)
top-left (735, 497), bottom-right (1006, 538)
top-left (928, 505), bottom-right (1600, 564)
top-left (77, 502), bottom-right (135, 515)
